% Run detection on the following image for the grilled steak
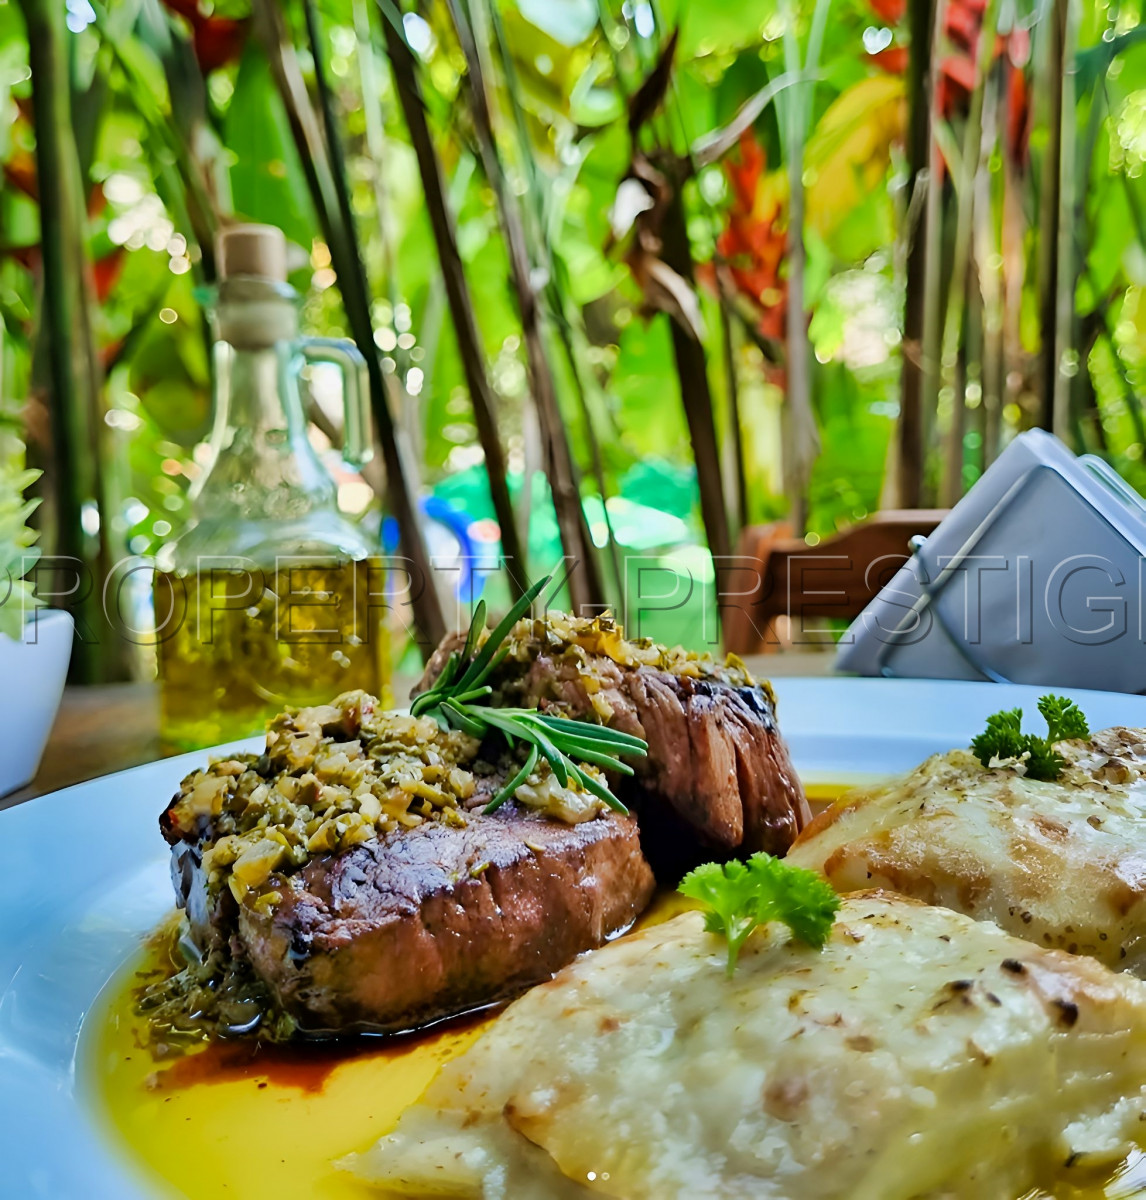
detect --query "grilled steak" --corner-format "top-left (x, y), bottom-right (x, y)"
top-left (160, 691), bottom-right (654, 1037)
top-left (238, 802), bottom-right (652, 1034)
top-left (417, 614), bottom-right (809, 867)
top-left (156, 616), bottom-right (804, 1039)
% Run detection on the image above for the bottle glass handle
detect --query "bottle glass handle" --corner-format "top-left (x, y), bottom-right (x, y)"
top-left (299, 337), bottom-right (373, 469)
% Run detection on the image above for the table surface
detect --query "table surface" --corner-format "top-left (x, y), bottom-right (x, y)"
top-left (3, 651), bottom-right (834, 809)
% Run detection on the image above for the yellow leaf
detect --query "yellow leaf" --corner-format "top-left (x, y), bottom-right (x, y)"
top-left (804, 76), bottom-right (906, 241)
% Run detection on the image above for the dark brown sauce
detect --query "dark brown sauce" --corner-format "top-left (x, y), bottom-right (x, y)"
top-left (147, 1004), bottom-right (502, 1094)
top-left (136, 885), bottom-right (692, 1096)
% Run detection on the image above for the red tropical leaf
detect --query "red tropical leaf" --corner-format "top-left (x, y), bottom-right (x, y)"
top-left (1008, 25), bottom-right (1031, 68)
top-left (726, 129), bottom-right (765, 211)
top-left (192, 17), bottom-right (248, 73)
top-left (160, 0), bottom-right (248, 73)
top-left (867, 0), bottom-right (905, 24)
top-left (945, 2), bottom-right (980, 53)
top-left (869, 45), bottom-right (909, 74)
top-left (938, 53), bottom-right (977, 116)
top-left (4, 155), bottom-right (38, 201)
top-left (87, 180), bottom-right (108, 219)
top-left (93, 249), bottom-right (126, 303)
top-left (1006, 61), bottom-right (1031, 168)
top-left (705, 131), bottom-right (788, 343)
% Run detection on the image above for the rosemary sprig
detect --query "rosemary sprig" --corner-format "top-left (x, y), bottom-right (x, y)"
top-left (409, 576), bottom-right (647, 814)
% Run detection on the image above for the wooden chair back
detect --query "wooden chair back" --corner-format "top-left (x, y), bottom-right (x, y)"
top-left (722, 510), bottom-right (948, 656)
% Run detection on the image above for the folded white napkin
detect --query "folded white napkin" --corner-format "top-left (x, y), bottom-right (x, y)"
top-left (836, 429), bottom-right (1146, 693)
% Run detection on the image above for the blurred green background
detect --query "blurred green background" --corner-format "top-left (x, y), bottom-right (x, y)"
top-left (2, 0), bottom-right (1145, 674)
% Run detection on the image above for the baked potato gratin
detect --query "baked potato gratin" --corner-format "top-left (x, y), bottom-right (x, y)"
top-left (346, 702), bottom-right (1146, 1200)
top-left (352, 892), bottom-right (1146, 1200)
top-left (787, 725), bottom-right (1146, 973)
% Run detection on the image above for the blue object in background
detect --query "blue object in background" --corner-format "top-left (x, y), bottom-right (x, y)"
top-left (381, 496), bottom-right (484, 601)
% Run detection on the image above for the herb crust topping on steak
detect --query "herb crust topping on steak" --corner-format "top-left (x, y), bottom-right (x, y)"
top-left (418, 613), bottom-right (810, 864)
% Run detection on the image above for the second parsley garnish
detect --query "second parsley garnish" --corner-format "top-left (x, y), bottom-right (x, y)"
top-left (970, 693), bottom-right (1090, 781)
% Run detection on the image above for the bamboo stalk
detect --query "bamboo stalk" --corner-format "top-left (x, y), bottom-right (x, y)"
top-left (1036, 0), bottom-right (1068, 432)
top-left (1064, 54), bottom-right (1114, 455)
top-left (549, 316), bottom-right (624, 596)
top-left (899, 0), bottom-right (939, 506)
top-left (20, 0), bottom-right (120, 680)
top-left (720, 299), bottom-right (749, 531)
top-left (657, 175), bottom-right (733, 570)
top-left (374, 9), bottom-right (537, 607)
top-left (779, 0), bottom-right (828, 534)
top-left (1051, 0), bottom-right (1078, 441)
top-left (253, 0), bottom-right (446, 652)
top-left (941, 254), bottom-right (980, 504)
top-left (481, 0), bottom-right (623, 595)
top-left (783, 152), bottom-right (812, 534)
top-left (938, 0), bottom-right (999, 504)
top-left (976, 58), bottom-right (1005, 469)
top-left (302, 0), bottom-right (447, 643)
top-left (1071, 315), bottom-right (1103, 452)
top-left (21, 0), bottom-right (81, 575)
top-left (352, 0), bottom-right (429, 480)
top-left (1086, 264), bottom-right (1146, 448)
top-left (999, 55), bottom-right (1026, 460)
top-left (918, 91), bottom-right (945, 484)
top-left (437, 0), bottom-right (605, 612)
top-left (91, 0), bottom-right (220, 278)
top-left (352, 0), bottom-right (412, 424)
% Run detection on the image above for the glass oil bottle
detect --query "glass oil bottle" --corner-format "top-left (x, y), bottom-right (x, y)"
top-left (154, 225), bottom-right (389, 751)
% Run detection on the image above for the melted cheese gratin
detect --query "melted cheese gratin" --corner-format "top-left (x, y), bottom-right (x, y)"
top-left (352, 893), bottom-right (1146, 1200)
top-left (787, 727), bottom-right (1146, 972)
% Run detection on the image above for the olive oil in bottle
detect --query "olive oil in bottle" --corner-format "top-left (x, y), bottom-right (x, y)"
top-left (155, 225), bottom-right (389, 752)
top-left (155, 561), bottom-right (389, 752)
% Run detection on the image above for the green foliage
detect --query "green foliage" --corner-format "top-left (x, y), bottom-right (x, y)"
top-left (513, 0), bottom-right (596, 47)
top-left (0, 434), bottom-right (41, 641)
top-left (225, 42), bottom-right (315, 245)
top-left (6, 0), bottom-right (1146, 665)
top-left (679, 852), bottom-right (841, 977)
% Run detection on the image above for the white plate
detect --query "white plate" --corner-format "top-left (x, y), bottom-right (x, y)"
top-left (5, 678), bottom-right (1146, 1199)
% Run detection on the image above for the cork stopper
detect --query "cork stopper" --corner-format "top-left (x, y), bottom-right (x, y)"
top-left (216, 224), bottom-right (288, 283)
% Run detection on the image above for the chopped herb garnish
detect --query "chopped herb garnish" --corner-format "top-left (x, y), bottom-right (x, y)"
top-left (970, 693), bottom-right (1090, 781)
top-left (678, 852), bottom-right (840, 977)
top-left (409, 576), bottom-right (647, 814)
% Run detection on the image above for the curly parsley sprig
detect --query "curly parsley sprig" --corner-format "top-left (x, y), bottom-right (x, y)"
top-left (970, 693), bottom-right (1090, 781)
top-left (679, 853), bottom-right (840, 978)
top-left (410, 576), bottom-right (647, 815)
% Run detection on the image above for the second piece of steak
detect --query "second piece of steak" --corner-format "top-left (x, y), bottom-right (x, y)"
top-left (239, 804), bottom-right (653, 1034)
top-left (417, 615), bottom-right (810, 866)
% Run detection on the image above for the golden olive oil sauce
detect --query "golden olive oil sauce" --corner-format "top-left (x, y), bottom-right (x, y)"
top-left (83, 784), bottom-right (1146, 1199)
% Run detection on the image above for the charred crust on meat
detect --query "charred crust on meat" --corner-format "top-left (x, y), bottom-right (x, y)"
top-left (288, 930), bottom-right (313, 964)
top-left (733, 685), bottom-right (779, 732)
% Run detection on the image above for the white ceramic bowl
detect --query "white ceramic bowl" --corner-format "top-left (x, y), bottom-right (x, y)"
top-left (0, 608), bottom-right (73, 797)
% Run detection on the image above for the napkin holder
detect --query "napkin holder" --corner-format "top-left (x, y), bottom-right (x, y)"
top-left (835, 429), bottom-right (1146, 693)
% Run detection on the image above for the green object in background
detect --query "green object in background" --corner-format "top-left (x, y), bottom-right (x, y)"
top-left (618, 460), bottom-right (700, 520)
top-left (433, 460), bottom-right (699, 548)
top-left (431, 462), bottom-right (720, 651)
top-left (582, 495), bottom-right (689, 551)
